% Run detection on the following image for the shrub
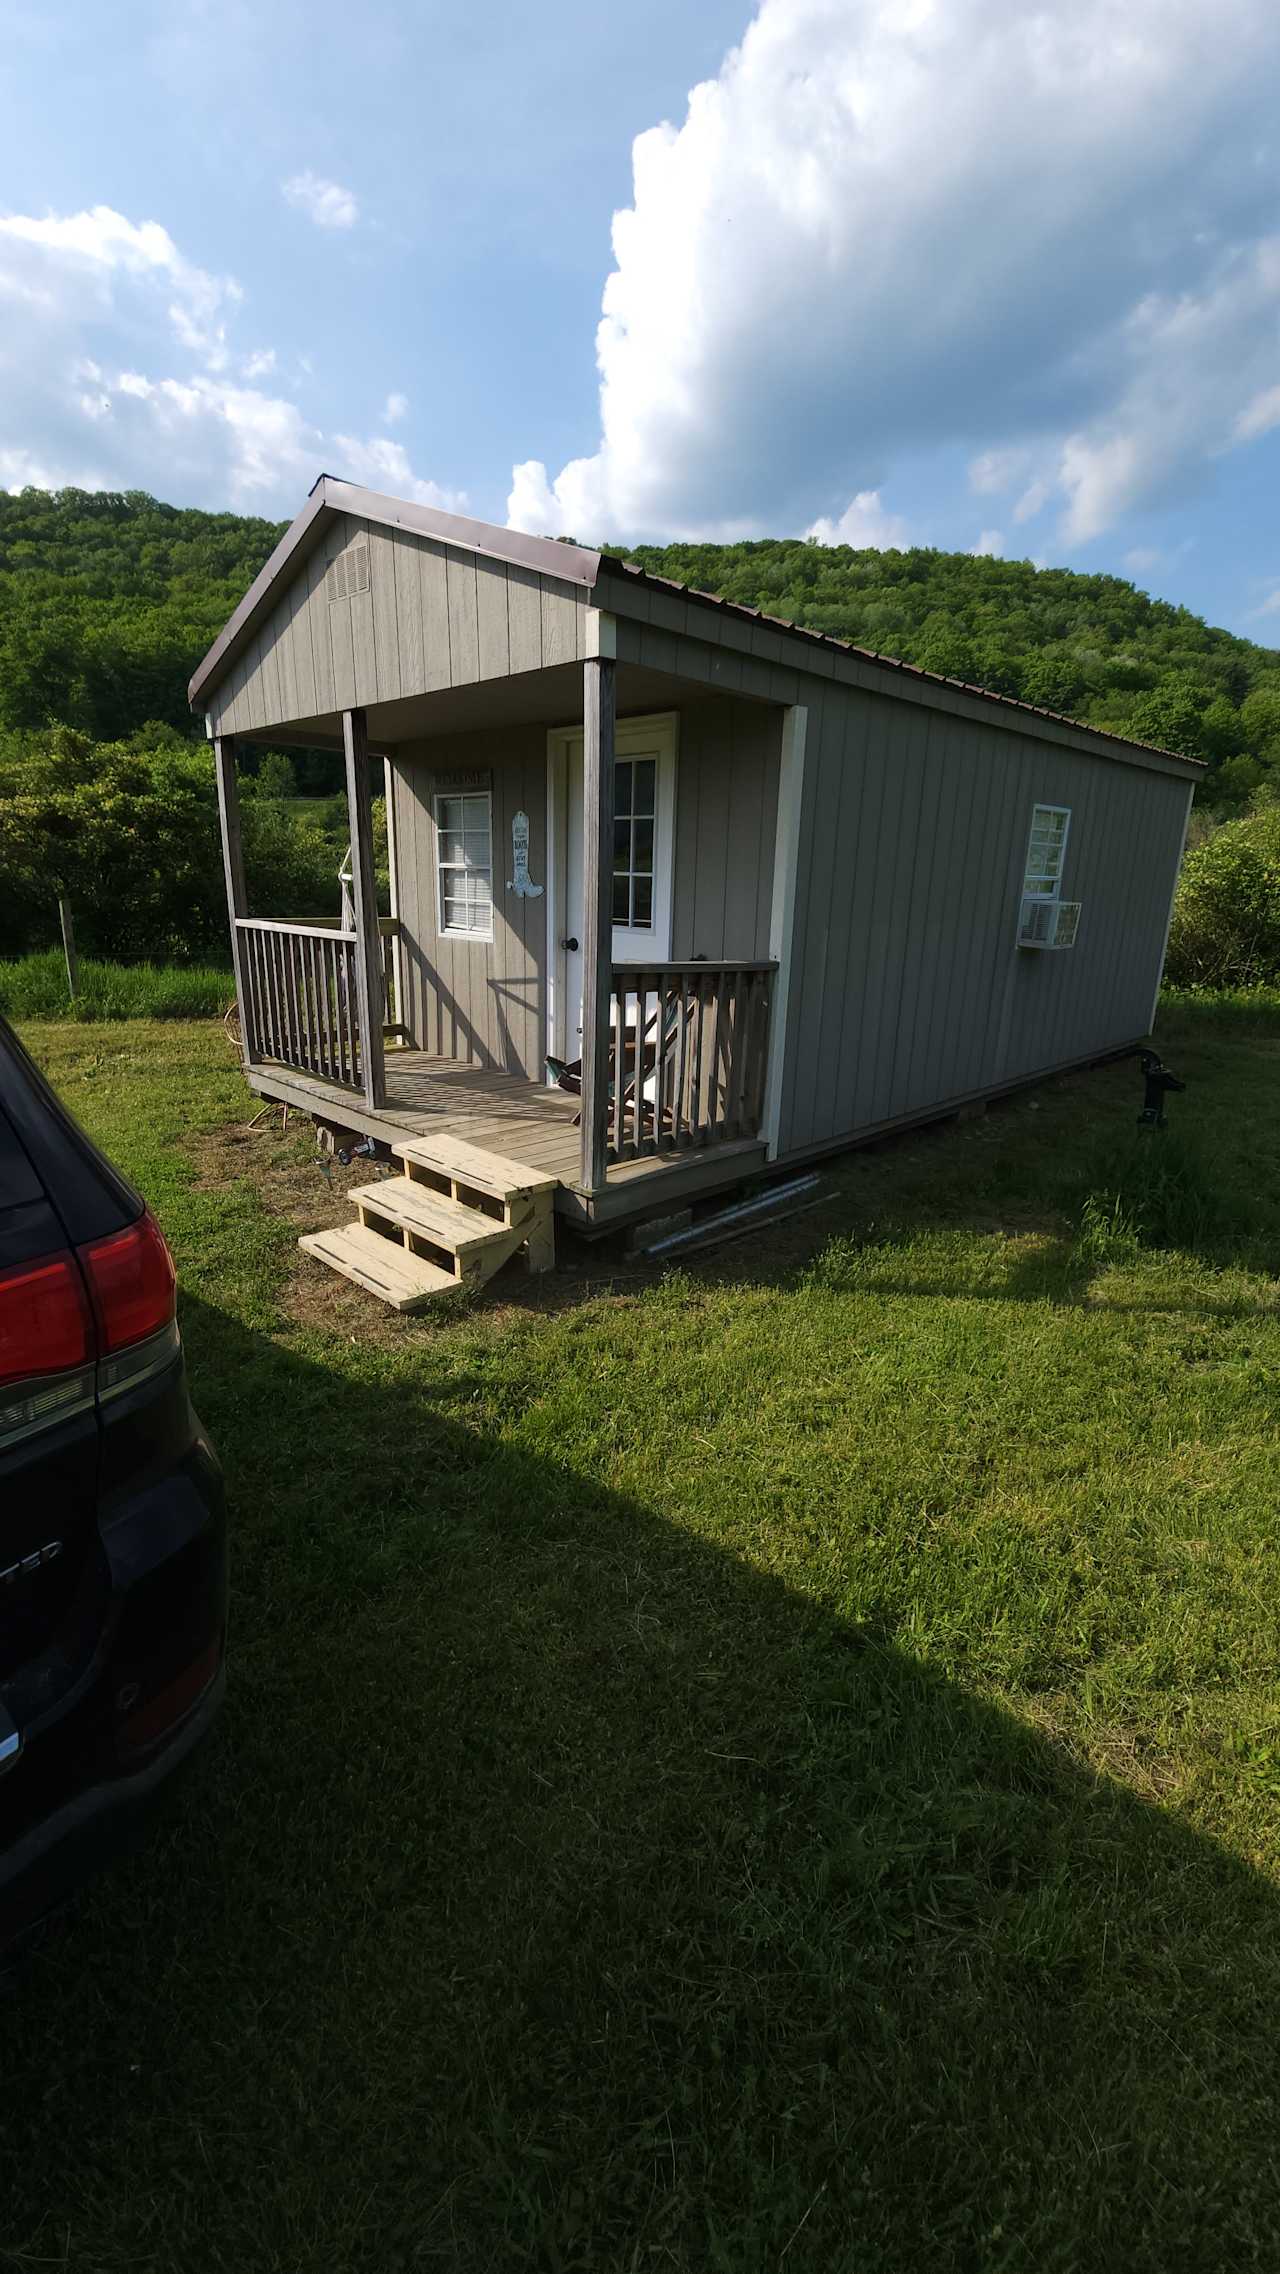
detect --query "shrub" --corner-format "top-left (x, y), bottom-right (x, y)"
top-left (0, 722), bottom-right (351, 962)
top-left (1164, 802), bottom-right (1280, 989)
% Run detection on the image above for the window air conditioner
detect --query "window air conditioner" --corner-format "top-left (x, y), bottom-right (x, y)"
top-left (1019, 897), bottom-right (1081, 949)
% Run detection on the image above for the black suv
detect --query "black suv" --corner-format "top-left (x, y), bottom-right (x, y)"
top-left (1, 1018), bottom-right (226, 1947)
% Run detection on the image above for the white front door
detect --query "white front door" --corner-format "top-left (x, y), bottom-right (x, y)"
top-left (552, 714), bottom-right (677, 1059)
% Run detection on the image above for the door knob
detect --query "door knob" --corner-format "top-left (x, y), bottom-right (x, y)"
top-left (561, 936), bottom-right (579, 952)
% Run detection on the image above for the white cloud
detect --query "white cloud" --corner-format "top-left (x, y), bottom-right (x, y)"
top-left (282, 172), bottom-right (359, 230)
top-left (1051, 239), bottom-right (1280, 541)
top-left (806, 488), bottom-right (908, 549)
top-left (969, 447), bottom-right (1030, 498)
top-left (328, 432), bottom-right (460, 508)
top-left (0, 201), bottom-right (458, 516)
top-left (1249, 587), bottom-right (1280, 620)
top-left (382, 391), bottom-right (408, 424)
top-left (508, 0), bottom-right (1280, 547)
top-left (970, 529), bottom-right (1004, 558)
top-left (1234, 384), bottom-right (1280, 444)
top-left (1124, 547), bottom-right (1163, 573)
top-left (0, 203), bottom-right (239, 367)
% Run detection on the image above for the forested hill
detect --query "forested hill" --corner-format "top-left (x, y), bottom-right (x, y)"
top-left (620, 541), bottom-right (1280, 809)
top-left (2, 487), bottom-right (1279, 809)
top-left (0, 486), bottom-right (282, 739)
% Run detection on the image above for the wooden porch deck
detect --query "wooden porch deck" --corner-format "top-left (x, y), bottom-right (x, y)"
top-left (246, 1050), bottom-right (767, 1231)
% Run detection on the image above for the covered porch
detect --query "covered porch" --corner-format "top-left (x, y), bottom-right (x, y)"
top-left (242, 1046), bottom-right (770, 1232)
top-left (214, 654), bottom-right (786, 1232)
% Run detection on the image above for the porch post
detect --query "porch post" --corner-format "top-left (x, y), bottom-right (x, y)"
top-left (342, 706), bottom-right (387, 1110)
top-left (579, 654), bottom-right (616, 1192)
top-left (213, 735), bottom-right (259, 1067)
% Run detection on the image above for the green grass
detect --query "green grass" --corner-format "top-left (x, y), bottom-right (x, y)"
top-left (0, 949), bottom-right (234, 1021)
top-left (2, 1003), bottom-right (1279, 2271)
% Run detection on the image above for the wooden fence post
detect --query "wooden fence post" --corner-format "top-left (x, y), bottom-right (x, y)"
top-left (57, 894), bottom-right (79, 1005)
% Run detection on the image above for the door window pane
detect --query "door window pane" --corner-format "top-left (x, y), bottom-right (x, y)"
top-left (610, 752), bottom-right (658, 930)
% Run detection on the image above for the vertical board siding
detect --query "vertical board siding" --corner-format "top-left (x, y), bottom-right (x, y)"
top-left (369, 525), bottom-right (402, 704)
top-left (476, 557), bottom-right (511, 680)
top-left (507, 565), bottom-right (544, 675)
top-left (445, 546), bottom-right (480, 685)
top-left (206, 517), bottom-right (589, 735)
top-left (669, 699), bottom-right (782, 962)
top-left (775, 682), bottom-right (1194, 1160)
top-left (388, 725), bottom-right (548, 1080)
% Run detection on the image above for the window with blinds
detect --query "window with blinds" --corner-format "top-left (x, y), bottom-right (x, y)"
top-left (435, 791), bottom-right (493, 939)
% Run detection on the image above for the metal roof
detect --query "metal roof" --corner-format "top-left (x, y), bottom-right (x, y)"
top-left (188, 476), bottom-right (1202, 771)
top-left (597, 556), bottom-right (1204, 771)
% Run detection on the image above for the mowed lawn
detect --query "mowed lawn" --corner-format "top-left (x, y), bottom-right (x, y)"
top-left (3, 1001), bottom-right (1280, 2272)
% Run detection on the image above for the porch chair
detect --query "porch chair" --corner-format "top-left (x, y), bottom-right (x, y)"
top-left (546, 989), bottom-right (687, 1138)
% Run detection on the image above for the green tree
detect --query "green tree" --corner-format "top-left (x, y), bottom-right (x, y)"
top-left (255, 749), bottom-right (297, 801)
top-left (1164, 802), bottom-right (1280, 988)
top-left (0, 723), bottom-right (338, 961)
top-left (1240, 680), bottom-right (1280, 765)
top-left (1125, 677), bottom-right (1213, 759)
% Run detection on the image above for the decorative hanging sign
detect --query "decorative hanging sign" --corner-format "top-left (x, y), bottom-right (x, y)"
top-left (508, 809), bottom-right (543, 899)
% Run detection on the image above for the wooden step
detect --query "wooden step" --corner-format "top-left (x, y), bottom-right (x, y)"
top-left (347, 1177), bottom-right (518, 1258)
top-left (392, 1131), bottom-right (558, 1201)
top-left (298, 1223), bottom-right (460, 1312)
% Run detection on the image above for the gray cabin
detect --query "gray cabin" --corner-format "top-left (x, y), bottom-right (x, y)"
top-left (191, 476), bottom-right (1200, 1306)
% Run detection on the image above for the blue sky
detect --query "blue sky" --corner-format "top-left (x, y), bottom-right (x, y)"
top-left (2, 0), bottom-right (1280, 643)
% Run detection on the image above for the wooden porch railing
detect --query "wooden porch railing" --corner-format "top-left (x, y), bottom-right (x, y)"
top-left (603, 961), bottom-right (776, 1163)
top-left (238, 917), bottom-right (401, 1092)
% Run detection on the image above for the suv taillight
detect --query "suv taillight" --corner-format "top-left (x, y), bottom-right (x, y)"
top-left (78, 1212), bottom-right (176, 1352)
top-left (0, 1251), bottom-right (93, 1387)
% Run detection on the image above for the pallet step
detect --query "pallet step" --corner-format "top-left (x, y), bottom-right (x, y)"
top-left (298, 1224), bottom-right (460, 1312)
top-left (347, 1177), bottom-right (517, 1257)
top-left (392, 1131), bottom-right (559, 1201)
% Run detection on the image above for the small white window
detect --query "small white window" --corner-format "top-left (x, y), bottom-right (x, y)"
top-left (435, 791), bottom-right (493, 939)
top-left (1023, 804), bottom-right (1071, 898)
top-left (1019, 802), bottom-right (1081, 949)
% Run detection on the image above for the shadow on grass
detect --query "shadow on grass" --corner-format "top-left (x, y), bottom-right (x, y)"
top-left (3, 1296), bottom-right (1280, 2273)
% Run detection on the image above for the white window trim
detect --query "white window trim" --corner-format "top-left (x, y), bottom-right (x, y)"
top-left (1022, 802), bottom-right (1071, 900)
top-left (434, 788), bottom-right (494, 943)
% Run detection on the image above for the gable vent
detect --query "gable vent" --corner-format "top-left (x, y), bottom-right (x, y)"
top-left (327, 540), bottom-right (370, 603)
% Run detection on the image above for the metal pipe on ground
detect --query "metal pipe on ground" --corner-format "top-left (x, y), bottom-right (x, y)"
top-left (638, 1174), bottom-right (823, 1259)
